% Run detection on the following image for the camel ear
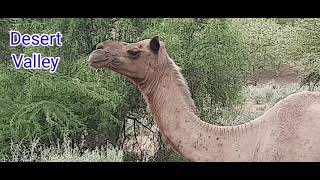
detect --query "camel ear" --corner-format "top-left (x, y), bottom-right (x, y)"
top-left (150, 36), bottom-right (160, 53)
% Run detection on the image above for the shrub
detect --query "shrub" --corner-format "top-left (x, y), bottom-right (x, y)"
top-left (2, 135), bottom-right (123, 162)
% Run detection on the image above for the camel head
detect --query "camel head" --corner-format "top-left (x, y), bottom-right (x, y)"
top-left (88, 36), bottom-right (166, 84)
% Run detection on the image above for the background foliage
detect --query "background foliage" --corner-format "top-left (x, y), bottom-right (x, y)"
top-left (0, 18), bottom-right (319, 161)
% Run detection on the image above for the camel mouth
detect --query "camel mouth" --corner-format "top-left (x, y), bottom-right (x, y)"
top-left (88, 50), bottom-right (113, 70)
top-left (88, 59), bottom-right (109, 70)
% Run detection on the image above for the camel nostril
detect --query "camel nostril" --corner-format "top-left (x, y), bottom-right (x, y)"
top-left (96, 43), bottom-right (104, 50)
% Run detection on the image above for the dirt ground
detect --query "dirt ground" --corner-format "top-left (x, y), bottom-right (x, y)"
top-left (244, 63), bottom-right (303, 114)
top-left (249, 63), bottom-right (303, 86)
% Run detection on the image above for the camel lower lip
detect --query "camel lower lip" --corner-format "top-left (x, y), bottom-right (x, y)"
top-left (89, 61), bottom-right (112, 70)
top-left (90, 59), bottom-right (107, 64)
top-left (89, 62), bottom-right (102, 68)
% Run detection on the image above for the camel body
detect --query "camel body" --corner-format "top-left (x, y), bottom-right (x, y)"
top-left (88, 36), bottom-right (320, 161)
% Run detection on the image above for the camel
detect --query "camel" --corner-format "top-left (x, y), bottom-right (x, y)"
top-left (88, 36), bottom-right (320, 162)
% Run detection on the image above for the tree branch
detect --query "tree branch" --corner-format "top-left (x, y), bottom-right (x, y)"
top-left (133, 118), bottom-right (144, 160)
top-left (121, 119), bottom-right (129, 149)
top-left (127, 115), bottom-right (155, 133)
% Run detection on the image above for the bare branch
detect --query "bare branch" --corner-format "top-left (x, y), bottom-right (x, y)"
top-left (133, 118), bottom-right (143, 160)
top-left (127, 115), bottom-right (155, 133)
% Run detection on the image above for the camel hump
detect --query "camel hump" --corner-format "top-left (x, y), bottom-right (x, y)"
top-left (281, 91), bottom-right (320, 104)
top-left (293, 90), bottom-right (320, 96)
top-left (256, 90), bottom-right (320, 124)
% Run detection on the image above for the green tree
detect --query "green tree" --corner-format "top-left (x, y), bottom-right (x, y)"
top-left (0, 18), bottom-right (11, 61)
top-left (144, 18), bottom-right (250, 122)
top-left (295, 18), bottom-right (320, 90)
top-left (229, 18), bottom-right (300, 76)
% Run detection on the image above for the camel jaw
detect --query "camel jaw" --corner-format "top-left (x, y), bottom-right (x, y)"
top-left (88, 49), bottom-right (114, 69)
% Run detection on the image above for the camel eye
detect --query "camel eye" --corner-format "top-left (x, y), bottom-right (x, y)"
top-left (127, 49), bottom-right (140, 57)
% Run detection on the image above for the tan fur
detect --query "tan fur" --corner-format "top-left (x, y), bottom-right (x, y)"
top-left (88, 37), bottom-right (320, 162)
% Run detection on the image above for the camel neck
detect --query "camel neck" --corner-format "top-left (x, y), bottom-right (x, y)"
top-left (137, 61), bottom-right (260, 161)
